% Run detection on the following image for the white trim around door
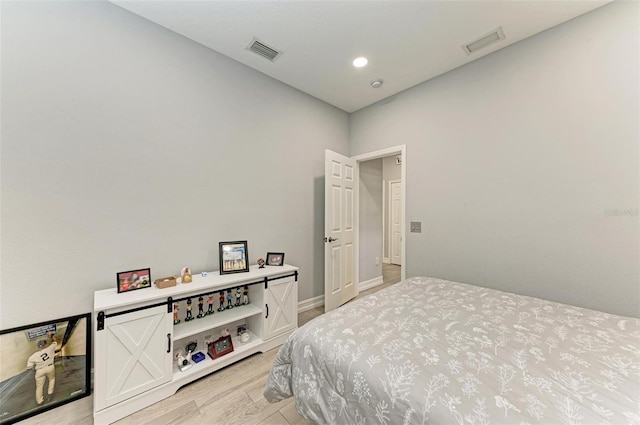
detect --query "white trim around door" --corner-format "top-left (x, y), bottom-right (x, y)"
top-left (352, 145), bottom-right (406, 284)
top-left (389, 179), bottom-right (402, 266)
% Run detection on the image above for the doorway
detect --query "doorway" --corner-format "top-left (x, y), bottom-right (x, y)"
top-left (353, 146), bottom-right (405, 292)
top-left (323, 145), bottom-right (406, 312)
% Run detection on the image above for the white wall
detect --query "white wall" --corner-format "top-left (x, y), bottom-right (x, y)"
top-left (351, 1), bottom-right (639, 317)
top-left (358, 159), bottom-right (382, 282)
top-left (382, 155), bottom-right (401, 182)
top-left (0, 1), bottom-right (349, 328)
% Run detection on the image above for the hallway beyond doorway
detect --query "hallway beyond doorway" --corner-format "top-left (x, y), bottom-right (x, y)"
top-left (356, 263), bottom-right (401, 299)
top-left (383, 263), bottom-right (401, 285)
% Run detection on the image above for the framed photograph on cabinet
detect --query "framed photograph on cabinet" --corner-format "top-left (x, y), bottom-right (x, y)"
top-left (219, 241), bottom-right (249, 274)
top-left (266, 252), bottom-right (285, 266)
top-left (208, 335), bottom-right (234, 359)
top-left (0, 313), bottom-right (91, 425)
top-left (117, 268), bottom-right (151, 293)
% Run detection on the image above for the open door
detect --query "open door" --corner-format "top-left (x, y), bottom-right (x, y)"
top-left (324, 149), bottom-right (358, 312)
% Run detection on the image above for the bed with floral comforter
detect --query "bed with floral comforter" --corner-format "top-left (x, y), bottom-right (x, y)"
top-left (264, 276), bottom-right (640, 425)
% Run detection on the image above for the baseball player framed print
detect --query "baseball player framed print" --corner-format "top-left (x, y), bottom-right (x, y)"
top-left (0, 313), bottom-right (91, 424)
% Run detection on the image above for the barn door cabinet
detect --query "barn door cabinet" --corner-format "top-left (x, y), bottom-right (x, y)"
top-left (93, 265), bottom-right (298, 425)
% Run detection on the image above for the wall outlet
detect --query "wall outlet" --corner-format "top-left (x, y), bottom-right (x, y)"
top-left (410, 221), bottom-right (422, 233)
top-left (375, 257), bottom-right (380, 266)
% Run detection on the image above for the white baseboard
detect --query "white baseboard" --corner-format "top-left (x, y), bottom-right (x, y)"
top-left (298, 276), bottom-right (384, 313)
top-left (298, 295), bottom-right (324, 313)
top-left (383, 257), bottom-right (390, 264)
top-left (359, 275), bottom-right (383, 292)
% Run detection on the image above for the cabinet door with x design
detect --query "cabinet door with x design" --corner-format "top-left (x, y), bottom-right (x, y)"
top-left (94, 305), bottom-right (173, 411)
top-left (264, 276), bottom-right (297, 340)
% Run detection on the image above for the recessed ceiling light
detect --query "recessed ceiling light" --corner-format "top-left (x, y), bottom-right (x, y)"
top-left (353, 57), bottom-right (368, 68)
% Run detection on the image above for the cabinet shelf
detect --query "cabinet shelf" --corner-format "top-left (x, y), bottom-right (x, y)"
top-left (173, 304), bottom-right (262, 341)
top-left (172, 331), bottom-right (261, 379)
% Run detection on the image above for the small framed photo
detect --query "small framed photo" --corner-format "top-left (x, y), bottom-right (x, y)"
top-left (219, 241), bottom-right (249, 274)
top-left (0, 313), bottom-right (91, 424)
top-left (266, 252), bottom-right (285, 266)
top-left (208, 335), bottom-right (234, 359)
top-left (117, 268), bottom-right (151, 293)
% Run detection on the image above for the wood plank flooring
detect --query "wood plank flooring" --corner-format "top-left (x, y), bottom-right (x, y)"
top-left (17, 265), bottom-right (401, 425)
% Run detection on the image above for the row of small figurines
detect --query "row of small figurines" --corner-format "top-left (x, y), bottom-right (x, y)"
top-left (173, 286), bottom-right (249, 325)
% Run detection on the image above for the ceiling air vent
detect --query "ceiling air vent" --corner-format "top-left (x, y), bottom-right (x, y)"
top-left (462, 27), bottom-right (505, 55)
top-left (246, 37), bottom-right (282, 62)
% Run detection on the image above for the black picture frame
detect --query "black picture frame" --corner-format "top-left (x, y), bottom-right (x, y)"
top-left (0, 313), bottom-right (91, 425)
top-left (219, 241), bottom-right (249, 274)
top-left (208, 335), bottom-right (234, 359)
top-left (266, 252), bottom-right (285, 266)
top-left (117, 268), bottom-right (151, 293)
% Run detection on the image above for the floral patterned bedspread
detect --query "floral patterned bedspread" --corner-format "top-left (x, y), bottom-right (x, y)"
top-left (264, 277), bottom-right (640, 425)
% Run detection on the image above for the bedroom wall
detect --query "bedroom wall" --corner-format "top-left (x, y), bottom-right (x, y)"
top-left (350, 1), bottom-right (639, 317)
top-left (358, 159), bottom-right (383, 283)
top-left (382, 156), bottom-right (401, 183)
top-left (0, 1), bottom-right (349, 329)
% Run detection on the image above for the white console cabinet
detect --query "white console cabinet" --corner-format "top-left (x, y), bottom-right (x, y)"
top-left (93, 265), bottom-right (298, 425)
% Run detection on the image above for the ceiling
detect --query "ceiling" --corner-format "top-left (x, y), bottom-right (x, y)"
top-left (111, 1), bottom-right (610, 113)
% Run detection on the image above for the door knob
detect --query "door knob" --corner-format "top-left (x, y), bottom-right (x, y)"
top-left (324, 237), bottom-right (339, 243)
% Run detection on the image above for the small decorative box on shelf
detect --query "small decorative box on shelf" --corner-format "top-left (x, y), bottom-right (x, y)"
top-left (154, 276), bottom-right (177, 289)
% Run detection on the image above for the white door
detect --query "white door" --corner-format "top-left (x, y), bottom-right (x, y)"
top-left (94, 305), bottom-right (173, 411)
top-left (264, 276), bottom-right (298, 339)
top-left (324, 149), bottom-right (358, 312)
top-left (390, 180), bottom-right (402, 265)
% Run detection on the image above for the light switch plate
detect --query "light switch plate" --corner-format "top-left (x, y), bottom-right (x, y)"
top-left (410, 221), bottom-right (422, 233)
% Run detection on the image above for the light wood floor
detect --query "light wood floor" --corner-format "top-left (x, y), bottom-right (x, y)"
top-left (17, 265), bottom-right (401, 425)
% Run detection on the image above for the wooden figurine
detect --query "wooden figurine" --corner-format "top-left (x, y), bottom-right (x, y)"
top-left (185, 298), bottom-right (194, 321)
top-left (173, 303), bottom-right (180, 325)
top-left (218, 291), bottom-right (225, 312)
top-left (197, 296), bottom-right (205, 318)
top-left (207, 294), bottom-right (215, 315)
top-left (226, 289), bottom-right (233, 309)
top-left (243, 286), bottom-right (249, 305)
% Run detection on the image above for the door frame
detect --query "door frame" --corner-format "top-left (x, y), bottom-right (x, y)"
top-left (388, 178), bottom-right (402, 266)
top-left (352, 145), bottom-right (406, 285)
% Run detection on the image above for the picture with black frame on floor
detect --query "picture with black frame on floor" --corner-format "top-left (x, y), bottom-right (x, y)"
top-left (0, 313), bottom-right (91, 424)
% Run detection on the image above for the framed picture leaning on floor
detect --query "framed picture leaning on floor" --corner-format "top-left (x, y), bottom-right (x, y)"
top-left (0, 313), bottom-right (91, 425)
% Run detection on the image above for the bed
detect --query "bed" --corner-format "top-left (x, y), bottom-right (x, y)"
top-left (264, 276), bottom-right (640, 424)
